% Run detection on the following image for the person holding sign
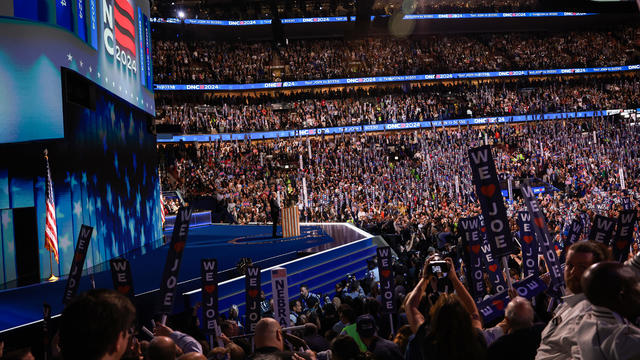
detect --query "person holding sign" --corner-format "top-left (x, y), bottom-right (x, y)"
top-left (404, 256), bottom-right (485, 360)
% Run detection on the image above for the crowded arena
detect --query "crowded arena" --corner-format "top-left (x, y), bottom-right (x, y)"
top-left (1, 1), bottom-right (640, 360)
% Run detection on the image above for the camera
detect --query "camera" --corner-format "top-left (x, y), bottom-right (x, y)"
top-left (428, 254), bottom-right (450, 274)
top-left (429, 261), bottom-right (450, 274)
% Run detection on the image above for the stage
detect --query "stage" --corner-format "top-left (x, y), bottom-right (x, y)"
top-left (0, 223), bottom-right (339, 333)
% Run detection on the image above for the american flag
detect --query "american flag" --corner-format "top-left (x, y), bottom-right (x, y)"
top-left (44, 151), bottom-right (59, 264)
top-left (271, 268), bottom-right (287, 278)
top-left (160, 192), bottom-right (166, 225)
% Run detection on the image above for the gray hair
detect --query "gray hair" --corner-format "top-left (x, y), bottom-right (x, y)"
top-left (505, 296), bottom-right (534, 331)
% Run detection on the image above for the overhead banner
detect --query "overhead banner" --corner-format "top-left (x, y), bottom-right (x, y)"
top-left (159, 206), bottom-right (192, 315)
top-left (517, 211), bottom-right (539, 278)
top-left (270, 267), bottom-right (290, 328)
top-left (588, 215), bottom-right (616, 244)
top-left (376, 246), bottom-right (395, 313)
top-left (459, 216), bottom-right (486, 301)
top-left (62, 225), bottom-right (94, 305)
top-left (110, 258), bottom-right (134, 299)
top-left (520, 182), bottom-right (564, 288)
top-left (154, 64), bottom-right (636, 91)
top-left (157, 109), bottom-right (614, 143)
top-left (245, 265), bottom-right (261, 333)
top-left (201, 259), bottom-right (219, 334)
top-left (468, 146), bottom-right (515, 258)
top-left (477, 274), bottom-right (547, 325)
top-left (612, 210), bottom-right (637, 262)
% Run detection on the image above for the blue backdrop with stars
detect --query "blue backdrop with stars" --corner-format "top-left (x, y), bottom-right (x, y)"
top-left (0, 85), bottom-right (162, 285)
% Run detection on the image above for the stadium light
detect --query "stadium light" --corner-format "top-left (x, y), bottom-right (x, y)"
top-left (178, 10), bottom-right (185, 18)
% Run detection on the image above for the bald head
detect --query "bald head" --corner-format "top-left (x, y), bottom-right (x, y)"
top-left (582, 261), bottom-right (640, 320)
top-left (178, 352), bottom-right (207, 360)
top-left (505, 296), bottom-right (534, 332)
top-left (254, 318), bottom-right (284, 351)
top-left (148, 336), bottom-right (176, 360)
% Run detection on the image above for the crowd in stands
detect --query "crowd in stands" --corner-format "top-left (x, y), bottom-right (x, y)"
top-left (151, 0), bottom-right (548, 21)
top-left (154, 75), bottom-right (640, 134)
top-left (152, 27), bottom-right (640, 84)
top-left (159, 116), bottom-right (639, 255)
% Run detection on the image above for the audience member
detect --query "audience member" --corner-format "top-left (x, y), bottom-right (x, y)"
top-left (59, 289), bottom-right (136, 360)
top-left (488, 297), bottom-right (544, 360)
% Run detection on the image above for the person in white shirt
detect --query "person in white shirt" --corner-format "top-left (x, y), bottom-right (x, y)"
top-left (571, 261), bottom-right (640, 360)
top-left (536, 241), bottom-right (609, 360)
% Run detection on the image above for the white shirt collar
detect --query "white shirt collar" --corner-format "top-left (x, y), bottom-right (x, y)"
top-left (562, 292), bottom-right (587, 307)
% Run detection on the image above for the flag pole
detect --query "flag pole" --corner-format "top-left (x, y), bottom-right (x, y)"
top-left (48, 248), bottom-right (58, 282)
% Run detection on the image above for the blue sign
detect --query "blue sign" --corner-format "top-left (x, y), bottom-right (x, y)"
top-left (56, 0), bottom-right (74, 32)
top-left (144, 14), bottom-right (153, 91)
top-left (89, 0), bottom-right (98, 49)
top-left (77, 0), bottom-right (86, 41)
top-left (154, 64), bottom-right (640, 92)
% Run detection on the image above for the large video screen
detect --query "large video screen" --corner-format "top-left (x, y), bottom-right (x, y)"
top-left (0, 0), bottom-right (154, 144)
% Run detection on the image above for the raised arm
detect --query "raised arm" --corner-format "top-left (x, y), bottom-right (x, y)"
top-left (404, 257), bottom-right (433, 333)
top-left (445, 257), bottom-right (482, 330)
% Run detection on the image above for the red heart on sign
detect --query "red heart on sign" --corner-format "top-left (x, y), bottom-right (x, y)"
top-left (380, 269), bottom-right (391, 278)
top-left (534, 217), bottom-right (545, 229)
top-left (523, 235), bottom-right (534, 244)
top-left (492, 299), bottom-right (505, 311)
top-left (204, 285), bottom-right (216, 294)
top-left (117, 285), bottom-right (130, 295)
top-left (488, 264), bottom-right (498, 272)
top-left (616, 240), bottom-right (628, 250)
top-left (174, 241), bottom-right (185, 253)
top-left (480, 227), bottom-right (486, 233)
top-left (248, 289), bottom-right (259, 298)
top-left (480, 184), bottom-right (496, 198)
top-left (471, 245), bottom-right (481, 254)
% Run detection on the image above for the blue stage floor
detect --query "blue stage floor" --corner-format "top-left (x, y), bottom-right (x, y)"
top-left (0, 224), bottom-right (333, 332)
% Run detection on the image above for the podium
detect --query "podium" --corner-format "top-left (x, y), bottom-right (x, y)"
top-left (281, 206), bottom-right (300, 238)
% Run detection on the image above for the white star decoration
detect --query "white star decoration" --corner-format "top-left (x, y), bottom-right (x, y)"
top-left (119, 85), bottom-right (122, 91)
top-left (112, 81), bottom-right (115, 87)
top-left (79, 60), bottom-right (83, 67)
top-left (67, 53), bottom-right (73, 62)
top-left (73, 201), bottom-right (82, 217)
top-left (59, 235), bottom-right (72, 252)
top-left (97, 72), bottom-right (101, 78)
top-left (89, 66), bottom-right (93, 73)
